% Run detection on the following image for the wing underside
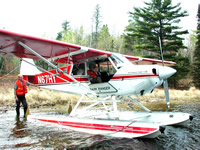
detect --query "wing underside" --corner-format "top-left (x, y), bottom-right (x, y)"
top-left (0, 29), bottom-right (175, 66)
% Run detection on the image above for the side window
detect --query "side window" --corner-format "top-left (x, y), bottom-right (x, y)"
top-left (100, 61), bottom-right (116, 75)
top-left (72, 63), bottom-right (85, 75)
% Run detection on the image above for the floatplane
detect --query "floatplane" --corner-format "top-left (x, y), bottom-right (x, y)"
top-left (0, 29), bottom-right (192, 138)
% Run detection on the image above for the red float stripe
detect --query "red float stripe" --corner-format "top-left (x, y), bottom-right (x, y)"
top-left (34, 118), bottom-right (158, 134)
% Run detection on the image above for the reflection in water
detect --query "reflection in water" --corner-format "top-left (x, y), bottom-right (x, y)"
top-left (10, 117), bottom-right (36, 148)
top-left (11, 117), bottom-right (28, 138)
top-left (0, 103), bottom-right (200, 149)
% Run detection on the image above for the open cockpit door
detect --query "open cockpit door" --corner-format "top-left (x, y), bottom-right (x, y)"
top-left (86, 55), bottom-right (117, 83)
top-left (84, 56), bottom-right (119, 95)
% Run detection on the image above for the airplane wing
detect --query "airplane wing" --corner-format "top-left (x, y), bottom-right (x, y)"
top-left (125, 55), bottom-right (176, 66)
top-left (0, 29), bottom-right (175, 66)
top-left (0, 29), bottom-right (111, 64)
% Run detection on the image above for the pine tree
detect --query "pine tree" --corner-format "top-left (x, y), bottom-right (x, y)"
top-left (91, 4), bottom-right (102, 48)
top-left (124, 0), bottom-right (190, 88)
top-left (62, 20), bottom-right (70, 31)
top-left (56, 20), bottom-right (70, 40)
top-left (125, 0), bottom-right (188, 58)
top-left (193, 4), bottom-right (200, 89)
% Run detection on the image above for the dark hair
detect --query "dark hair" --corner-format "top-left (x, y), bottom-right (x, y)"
top-left (89, 62), bottom-right (96, 69)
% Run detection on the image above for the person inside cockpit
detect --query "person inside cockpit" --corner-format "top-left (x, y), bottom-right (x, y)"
top-left (87, 62), bottom-right (102, 83)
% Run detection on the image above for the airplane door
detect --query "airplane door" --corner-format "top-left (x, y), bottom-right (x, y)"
top-left (89, 83), bottom-right (117, 94)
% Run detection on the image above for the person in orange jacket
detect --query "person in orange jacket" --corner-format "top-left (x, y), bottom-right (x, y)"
top-left (87, 62), bottom-right (102, 83)
top-left (14, 74), bottom-right (37, 118)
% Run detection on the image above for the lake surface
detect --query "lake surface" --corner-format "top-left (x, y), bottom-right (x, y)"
top-left (0, 102), bottom-right (199, 150)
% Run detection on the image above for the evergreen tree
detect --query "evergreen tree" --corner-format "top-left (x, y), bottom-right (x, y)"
top-left (193, 4), bottom-right (200, 89)
top-left (98, 25), bottom-right (112, 51)
top-left (62, 20), bottom-right (70, 31)
top-left (124, 0), bottom-right (190, 88)
top-left (125, 0), bottom-right (188, 58)
top-left (56, 20), bottom-right (70, 40)
top-left (91, 4), bottom-right (102, 48)
top-left (171, 54), bottom-right (190, 88)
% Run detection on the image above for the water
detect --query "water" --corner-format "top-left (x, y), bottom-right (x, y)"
top-left (0, 102), bottom-right (199, 150)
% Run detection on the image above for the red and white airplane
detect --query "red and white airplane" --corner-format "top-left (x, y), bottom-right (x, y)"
top-left (0, 29), bottom-right (192, 138)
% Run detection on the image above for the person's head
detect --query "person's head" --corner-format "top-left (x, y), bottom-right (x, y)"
top-left (89, 62), bottom-right (96, 71)
top-left (18, 74), bottom-right (23, 81)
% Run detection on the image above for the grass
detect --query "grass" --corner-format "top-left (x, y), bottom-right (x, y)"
top-left (0, 77), bottom-right (79, 108)
top-left (128, 87), bottom-right (200, 111)
top-left (0, 77), bottom-right (199, 113)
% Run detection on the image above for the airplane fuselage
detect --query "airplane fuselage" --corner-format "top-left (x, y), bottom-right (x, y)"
top-left (22, 54), bottom-right (176, 98)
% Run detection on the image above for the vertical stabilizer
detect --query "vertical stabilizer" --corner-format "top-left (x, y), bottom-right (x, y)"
top-left (20, 58), bottom-right (41, 75)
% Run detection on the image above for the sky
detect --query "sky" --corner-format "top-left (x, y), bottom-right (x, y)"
top-left (0, 0), bottom-right (200, 39)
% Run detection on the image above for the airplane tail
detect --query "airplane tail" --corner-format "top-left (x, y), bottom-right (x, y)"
top-left (20, 58), bottom-right (41, 75)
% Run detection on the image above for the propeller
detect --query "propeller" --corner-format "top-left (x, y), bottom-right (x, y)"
top-left (163, 79), bottom-right (170, 108)
top-left (159, 37), bottom-right (171, 108)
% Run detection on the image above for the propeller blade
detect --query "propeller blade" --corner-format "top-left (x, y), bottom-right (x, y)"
top-left (159, 37), bottom-right (164, 66)
top-left (159, 36), bottom-right (171, 108)
top-left (163, 79), bottom-right (170, 108)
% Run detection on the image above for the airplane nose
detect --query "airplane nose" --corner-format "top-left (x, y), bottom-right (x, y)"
top-left (159, 66), bottom-right (176, 79)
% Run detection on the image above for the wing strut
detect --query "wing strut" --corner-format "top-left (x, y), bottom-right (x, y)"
top-left (48, 46), bottom-right (88, 62)
top-left (17, 41), bottom-right (78, 83)
top-left (0, 48), bottom-right (71, 83)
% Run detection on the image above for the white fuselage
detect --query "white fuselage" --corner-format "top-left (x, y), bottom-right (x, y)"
top-left (21, 54), bottom-right (176, 98)
top-left (40, 64), bottom-right (174, 98)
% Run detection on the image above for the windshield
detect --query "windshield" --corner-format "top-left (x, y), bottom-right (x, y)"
top-left (110, 53), bottom-right (132, 69)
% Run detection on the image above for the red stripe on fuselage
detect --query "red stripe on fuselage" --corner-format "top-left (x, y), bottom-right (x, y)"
top-left (76, 74), bottom-right (158, 82)
top-left (35, 74), bottom-right (158, 85)
top-left (34, 118), bottom-right (157, 134)
top-left (111, 74), bottom-right (158, 80)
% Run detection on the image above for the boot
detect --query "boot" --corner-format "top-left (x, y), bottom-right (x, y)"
top-left (24, 107), bottom-right (27, 118)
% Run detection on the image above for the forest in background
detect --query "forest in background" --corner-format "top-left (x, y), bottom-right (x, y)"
top-left (0, 0), bottom-right (199, 90)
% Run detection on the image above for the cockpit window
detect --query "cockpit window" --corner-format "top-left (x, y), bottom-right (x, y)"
top-left (99, 61), bottom-right (116, 75)
top-left (111, 54), bottom-right (124, 64)
top-left (110, 53), bottom-right (132, 69)
top-left (72, 63), bottom-right (85, 75)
